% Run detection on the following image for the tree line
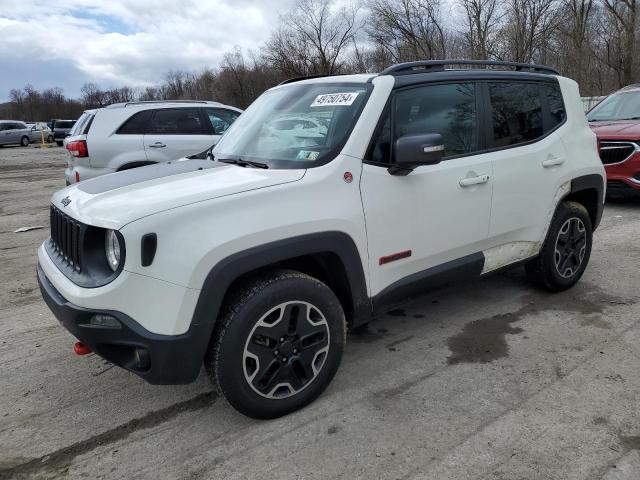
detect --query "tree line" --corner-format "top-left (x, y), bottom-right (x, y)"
top-left (2, 0), bottom-right (638, 121)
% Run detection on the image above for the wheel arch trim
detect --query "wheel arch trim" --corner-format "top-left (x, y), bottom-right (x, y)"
top-left (188, 231), bottom-right (370, 367)
top-left (566, 173), bottom-right (604, 230)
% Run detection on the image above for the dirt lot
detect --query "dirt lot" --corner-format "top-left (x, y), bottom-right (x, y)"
top-left (1, 145), bottom-right (640, 480)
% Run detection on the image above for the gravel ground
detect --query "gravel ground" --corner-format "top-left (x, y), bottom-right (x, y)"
top-left (1, 146), bottom-right (640, 480)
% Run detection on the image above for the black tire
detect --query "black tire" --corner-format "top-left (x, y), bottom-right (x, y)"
top-left (205, 269), bottom-right (346, 419)
top-left (20, 136), bottom-right (29, 147)
top-left (55, 141), bottom-right (63, 147)
top-left (525, 201), bottom-right (592, 292)
top-left (47, 135), bottom-right (54, 143)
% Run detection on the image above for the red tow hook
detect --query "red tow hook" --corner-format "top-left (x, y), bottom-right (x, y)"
top-left (74, 342), bottom-right (92, 356)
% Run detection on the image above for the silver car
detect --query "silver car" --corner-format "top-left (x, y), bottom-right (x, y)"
top-left (0, 120), bottom-right (31, 147)
top-left (26, 122), bottom-right (54, 143)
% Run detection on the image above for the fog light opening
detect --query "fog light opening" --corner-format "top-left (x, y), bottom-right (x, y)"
top-left (133, 348), bottom-right (150, 371)
top-left (88, 314), bottom-right (121, 329)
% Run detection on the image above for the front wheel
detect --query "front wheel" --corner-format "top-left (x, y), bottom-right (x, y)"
top-left (205, 270), bottom-right (345, 419)
top-left (526, 201), bottom-right (593, 292)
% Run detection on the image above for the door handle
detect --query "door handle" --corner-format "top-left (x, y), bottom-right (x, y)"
top-left (459, 174), bottom-right (490, 187)
top-left (542, 157), bottom-right (565, 168)
top-left (149, 142), bottom-right (166, 148)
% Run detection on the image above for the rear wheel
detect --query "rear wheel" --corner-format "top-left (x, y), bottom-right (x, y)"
top-left (47, 135), bottom-right (54, 143)
top-left (205, 270), bottom-right (345, 419)
top-left (20, 136), bottom-right (29, 147)
top-left (526, 201), bottom-right (592, 291)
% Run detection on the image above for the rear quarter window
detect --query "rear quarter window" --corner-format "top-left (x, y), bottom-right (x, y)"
top-left (71, 113), bottom-right (94, 135)
top-left (541, 83), bottom-right (566, 129)
top-left (488, 81), bottom-right (566, 149)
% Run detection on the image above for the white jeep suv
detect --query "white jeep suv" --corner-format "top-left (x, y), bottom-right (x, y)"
top-left (63, 101), bottom-right (242, 184)
top-left (38, 60), bottom-right (605, 419)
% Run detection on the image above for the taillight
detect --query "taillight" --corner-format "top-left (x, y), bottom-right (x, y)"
top-left (66, 140), bottom-right (88, 158)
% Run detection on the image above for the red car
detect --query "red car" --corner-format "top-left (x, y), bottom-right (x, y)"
top-left (588, 84), bottom-right (640, 195)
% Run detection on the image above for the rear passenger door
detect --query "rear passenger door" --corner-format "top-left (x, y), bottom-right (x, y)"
top-left (144, 108), bottom-right (214, 162)
top-left (485, 81), bottom-right (568, 260)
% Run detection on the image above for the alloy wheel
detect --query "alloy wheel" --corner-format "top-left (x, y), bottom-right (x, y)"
top-left (243, 301), bottom-right (330, 399)
top-left (554, 217), bottom-right (587, 278)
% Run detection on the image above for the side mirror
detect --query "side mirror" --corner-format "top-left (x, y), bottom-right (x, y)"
top-left (388, 133), bottom-right (444, 176)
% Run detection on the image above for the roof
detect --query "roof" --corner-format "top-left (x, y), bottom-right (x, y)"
top-left (277, 60), bottom-right (560, 87)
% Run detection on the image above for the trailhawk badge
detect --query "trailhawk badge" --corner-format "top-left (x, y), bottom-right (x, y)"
top-left (61, 196), bottom-right (71, 207)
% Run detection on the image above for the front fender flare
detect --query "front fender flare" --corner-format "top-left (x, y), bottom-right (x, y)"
top-left (185, 231), bottom-right (370, 372)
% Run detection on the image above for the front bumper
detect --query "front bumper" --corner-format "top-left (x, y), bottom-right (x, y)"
top-left (605, 152), bottom-right (640, 193)
top-left (37, 263), bottom-right (203, 384)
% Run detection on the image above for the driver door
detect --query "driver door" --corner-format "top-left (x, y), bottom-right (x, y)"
top-left (360, 82), bottom-right (494, 301)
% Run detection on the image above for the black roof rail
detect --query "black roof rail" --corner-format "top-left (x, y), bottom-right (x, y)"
top-left (380, 60), bottom-right (560, 76)
top-left (278, 73), bottom-right (355, 85)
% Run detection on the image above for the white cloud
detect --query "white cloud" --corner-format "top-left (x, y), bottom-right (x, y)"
top-left (0, 0), bottom-right (294, 100)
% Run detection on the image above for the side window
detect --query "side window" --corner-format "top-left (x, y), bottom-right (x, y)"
top-left (541, 83), bottom-right (566, 131)
top-left (82, 114), bottom-right (95, 134)
top-left (489, 82), bottom-right (543, 147)
top-left (205, 108), bottom-right (240, 135)
top-left (116, 110), bottom-right (152, 134)
top-left (368, 110), bottom-right (391, 164)
top-left (394, 83), bottom-right (479, 159)
top-left (147, 108), bottom-right (205, 135)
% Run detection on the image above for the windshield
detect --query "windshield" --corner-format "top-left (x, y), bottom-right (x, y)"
top-left (587, 91), bottom-right (640, 122)
top-left (213, 82), bottom-right (372, 168)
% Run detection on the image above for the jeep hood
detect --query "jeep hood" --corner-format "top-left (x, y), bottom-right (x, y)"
top-left (589, 121), bottom-right (640, 140)
top-left (51, 159), bottom-right (305, 229)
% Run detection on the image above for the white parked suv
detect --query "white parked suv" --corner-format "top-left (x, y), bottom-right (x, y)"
top-left (38, 60), bottom-right (605, 419)
top-left (63, 100), bottom-right (242, 184)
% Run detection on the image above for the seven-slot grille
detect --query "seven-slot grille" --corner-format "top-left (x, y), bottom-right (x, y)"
top-left (49, 205), bottom-right (83, 271)
top-left (599, 141), bottom-right (637, 165)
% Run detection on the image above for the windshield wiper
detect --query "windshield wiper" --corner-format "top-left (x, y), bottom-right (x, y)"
top-left (218, 158), bottom-right (269, 169)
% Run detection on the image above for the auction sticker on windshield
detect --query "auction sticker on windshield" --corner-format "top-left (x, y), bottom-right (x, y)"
top-left (311, 92), bottom-right (359, 107)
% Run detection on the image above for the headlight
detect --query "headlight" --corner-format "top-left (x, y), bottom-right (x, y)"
top-left (105, 229), bottom-right (121, 271)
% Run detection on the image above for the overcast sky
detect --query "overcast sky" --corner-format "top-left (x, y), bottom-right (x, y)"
top-left (0, 0), bottom-right (296, 101)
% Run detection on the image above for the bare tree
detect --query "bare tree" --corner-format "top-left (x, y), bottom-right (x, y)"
top-left (599, 0), bottom-right (638, 87)
top-left (367, 0), bottom-right (451, 62)
top-left (266, 0), bottom-right (360, 77)
top-left (553, 0), bottom-right (598, 91)
top-left (499, 0), bottom-right (559, 63)
top-left (458, 0), bottom-right (503, 59)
